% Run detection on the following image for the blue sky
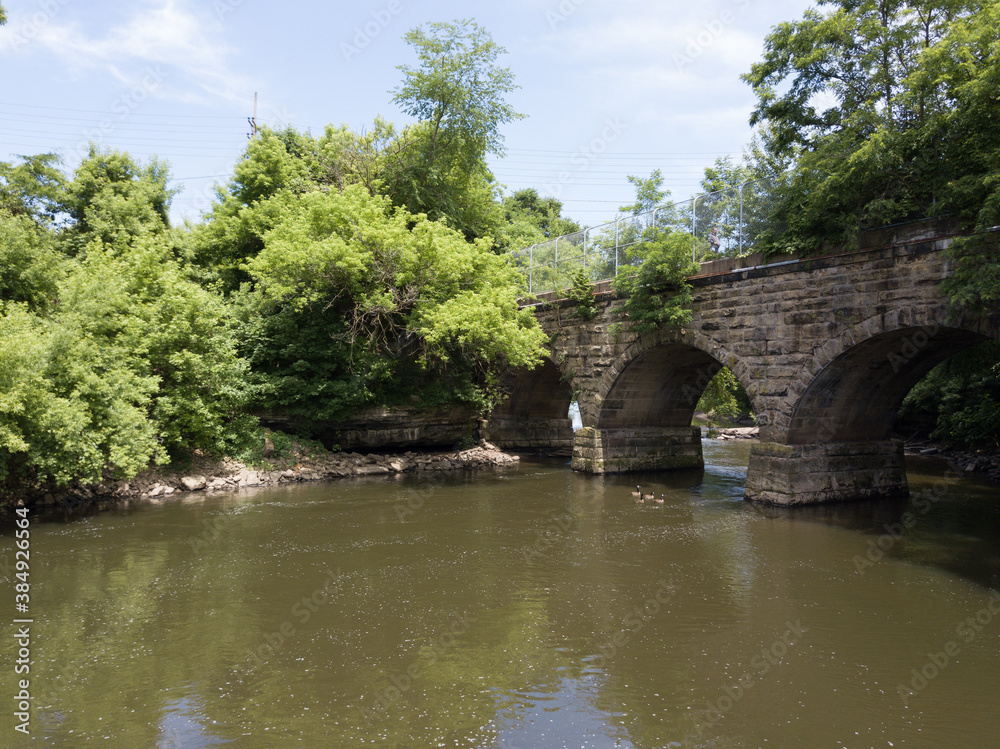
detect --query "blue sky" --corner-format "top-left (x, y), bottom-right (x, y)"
top-left (0, 0), bottom-right (814, 229)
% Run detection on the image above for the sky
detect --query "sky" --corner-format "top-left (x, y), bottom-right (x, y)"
top-left (0, 0), bottom-right (816, 230)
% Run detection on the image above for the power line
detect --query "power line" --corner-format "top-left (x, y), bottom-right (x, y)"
top-left (0, 113), bottom-right (244, 133)
top-left (505, 148), bottom-right (737, 156)
top-left (0, 127), bottom-right (242, 145)
top-left (0, 102), bottom-right (243, 120)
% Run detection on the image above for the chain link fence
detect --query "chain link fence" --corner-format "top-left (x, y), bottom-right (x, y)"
top-left (511, 176), bottom-right (785, 294)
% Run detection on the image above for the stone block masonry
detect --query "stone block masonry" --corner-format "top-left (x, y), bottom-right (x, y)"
top-left (505, 221), bottom-right (1000, 505)
top-left (572, 427), bottom-right (703, 474)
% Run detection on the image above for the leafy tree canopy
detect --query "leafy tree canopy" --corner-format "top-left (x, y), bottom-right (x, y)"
top-left (393, 19), bottom-right (524, 168)
top-left (239, 185), bottom-right (547, 422)
top-left (498, 188), bottom-right (581, 249)
top-left (0, 211), bottom-right (64, 313)
top-left (60, 146), bottom-right (176, 255)
top-left (619, 169), bottom-right (670, 216)
top-left (0, 153), bottom-right (67, 226)
top-left (742, 0), bottom-right (997, 252)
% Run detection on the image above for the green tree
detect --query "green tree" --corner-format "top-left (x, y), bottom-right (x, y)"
top-left (502, 189), bottom-right (580, 238)
top-left (0, 304), bottom-right (161, 488)
top-left (696, 368), bottom-right (754, 422)
top-left (899, 341), bottom-right (1000, 448)
top-left (0, 153), bottom-right (67, 226)
top-left (61, 146), bottom-right (176, 253)
top-left (567, 269), bottom-right (599, 320)
top-left (612, 230), bottom-right (699, 333)
top-left (393, 19), bottom-right (523, 169)
top-left (390, 20), bottom-right (523, 240)
top-left (498, 188), bottom-right (582, 252)
top-left (742, 0), bottom-right (988, 251)
top-left (0, 229), bottom-right (256, 490)
top-left (0, 211), bottom-right (64, 312)
top-left (618, 169), bottom-right (669, 216)
top-left (240, 185), bottom-right (547, 422)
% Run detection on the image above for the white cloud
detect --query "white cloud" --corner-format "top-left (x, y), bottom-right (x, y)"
top-left (3, 0), bottom-right (254, 104)
top-left (523, 1), bottom-right (775, 144)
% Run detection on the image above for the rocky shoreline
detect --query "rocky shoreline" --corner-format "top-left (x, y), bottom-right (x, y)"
top-left (707, 426), bottom-right (760, 441)
top-left (902, 438), bottom-right (1000, 483)
top-left (2, 442), bottom-right (519, 517)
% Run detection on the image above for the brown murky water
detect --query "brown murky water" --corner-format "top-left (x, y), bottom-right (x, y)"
top-left (2, 439), bottom-right (1000, 748)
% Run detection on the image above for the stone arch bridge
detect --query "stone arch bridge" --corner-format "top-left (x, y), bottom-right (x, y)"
top-left (486, 223), bottom-right (999, 506)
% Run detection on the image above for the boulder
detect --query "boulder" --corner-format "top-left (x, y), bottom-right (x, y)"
top-left (181, 476), bottom-right (207, 491)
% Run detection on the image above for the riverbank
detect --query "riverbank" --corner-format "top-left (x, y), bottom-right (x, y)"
top-left (1, 441), bottom-right (520, 517)
top-left (902, 438), bottom-right (1000, 483)
top-left (706, 425), bottom-right (760, 441)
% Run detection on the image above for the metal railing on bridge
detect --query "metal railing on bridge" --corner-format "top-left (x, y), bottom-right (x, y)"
top-left (510, 176), bottom-right (784, 295)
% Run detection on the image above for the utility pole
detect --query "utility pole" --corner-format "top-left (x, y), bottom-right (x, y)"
top-left (247, 92), bottom-right (258, 139)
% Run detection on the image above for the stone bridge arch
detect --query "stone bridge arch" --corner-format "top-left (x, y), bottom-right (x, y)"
top-left (745, 304), bottom-right (1000, 505)
top-left (485, 357), bottom-right (575, 455)
top-left (583, 326), bottom-right (752, 423)
top-left (784, 305), bottom-right (994, 444)
top-left (570, 326), bottom-right (758, 474)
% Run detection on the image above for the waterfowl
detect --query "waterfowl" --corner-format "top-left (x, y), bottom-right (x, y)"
top-left (630, 485), bottom-right (642, 497)
top-left (640, 491), bottom-right (656, 500)
top-left (654, 494), bottom-right (665, 504)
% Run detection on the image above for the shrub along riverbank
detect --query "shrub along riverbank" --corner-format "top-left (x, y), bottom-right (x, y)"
top-left (2, 434), bottom-right (520, 518)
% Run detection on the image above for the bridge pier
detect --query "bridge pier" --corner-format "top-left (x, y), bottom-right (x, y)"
top-left (744, 440), bottom-right (908, 506)
top-left (485, 416), bottom-right (574, 456)
top-left (571, 426), bottom-right (703, 474)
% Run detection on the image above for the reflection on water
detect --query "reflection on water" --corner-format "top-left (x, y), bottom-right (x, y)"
top-left (2, 439), bottom-right (999, 748)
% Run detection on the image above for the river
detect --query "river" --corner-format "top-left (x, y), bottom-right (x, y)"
top-left (2, 439), bottom-right (999, 748)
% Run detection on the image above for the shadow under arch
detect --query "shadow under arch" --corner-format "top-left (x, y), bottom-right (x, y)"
top-left (487, 358), bottom-right (574, 455)
top-left (574, 336), bottom-right (752, 474)
top-left (596, 342), bottom-right (729, 429)
top-left (787, 325), bottom-right (989, 444)
top-left (747, 306), bottom-right (1000, 505)
top-left (582, 324), bottom-right (752, 428)
top-left (785, 303), bottom-right (998, 444)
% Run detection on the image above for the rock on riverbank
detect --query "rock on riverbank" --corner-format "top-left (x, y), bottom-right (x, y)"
top-left (4, 442), bottom-right (519, 516)
top-left (903, 438), bottom-right (1000, 483)
top-left (705, 426), bottom-right (760, 441)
